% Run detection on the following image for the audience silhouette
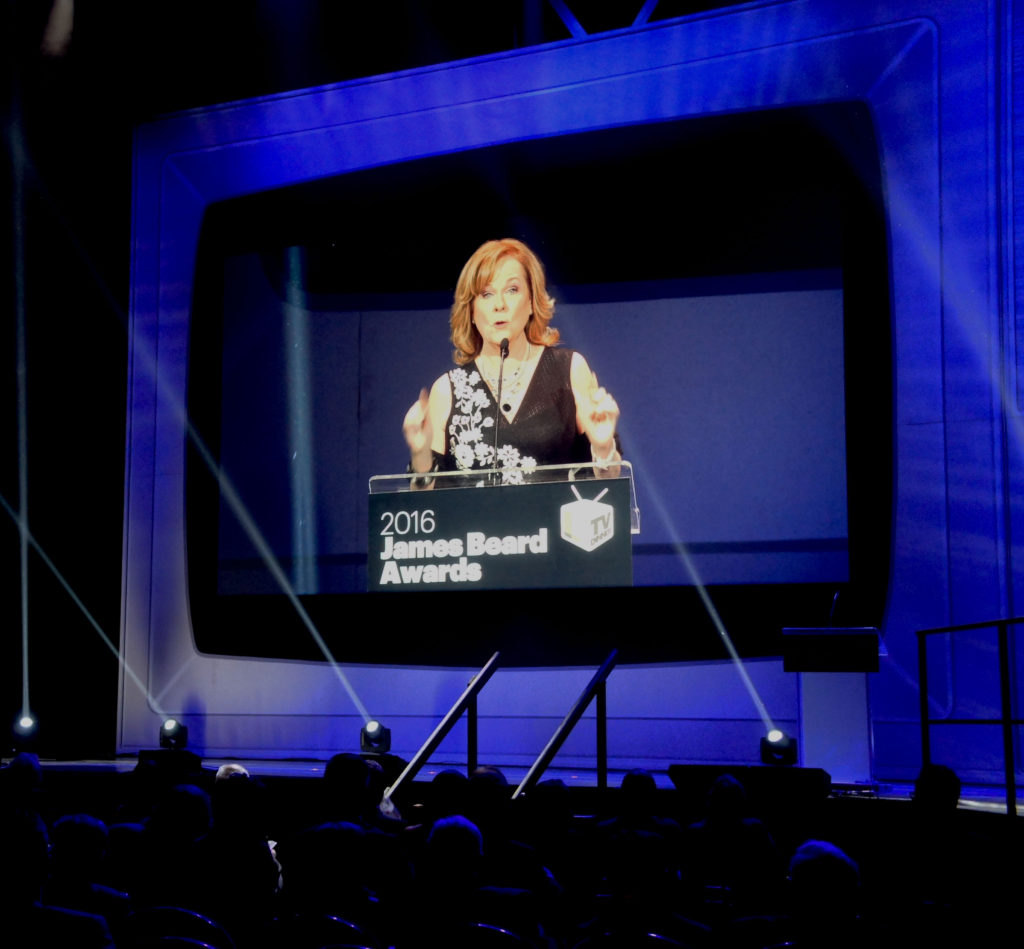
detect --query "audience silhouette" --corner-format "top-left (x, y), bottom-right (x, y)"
top-left (2, 752), bottom-right (1017, 949)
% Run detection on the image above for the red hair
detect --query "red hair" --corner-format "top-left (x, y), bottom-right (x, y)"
top-left (449, 239), bottom-right (559, 365)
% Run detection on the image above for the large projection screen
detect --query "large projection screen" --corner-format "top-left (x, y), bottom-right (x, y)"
top-left (120, 8), bottom-right (943, 759)
top-left (183, 106), bottom-right (887, 665)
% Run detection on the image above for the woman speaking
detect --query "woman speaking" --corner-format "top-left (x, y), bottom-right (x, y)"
top-left (403, 239), bottom-right (621, 484)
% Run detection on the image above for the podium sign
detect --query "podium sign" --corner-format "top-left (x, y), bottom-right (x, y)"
top-left (368, 477), bottom-right (633, 591)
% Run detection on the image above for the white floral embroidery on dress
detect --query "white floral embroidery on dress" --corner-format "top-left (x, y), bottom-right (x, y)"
top-left (448, 366), bottom-right (536, 484)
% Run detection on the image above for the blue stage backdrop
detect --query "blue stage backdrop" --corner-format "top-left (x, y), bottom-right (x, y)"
top-left (120, 2), bottom-right (1023, 787)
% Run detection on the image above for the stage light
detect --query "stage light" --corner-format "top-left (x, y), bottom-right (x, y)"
top-left (760, 729), bottom-right (797, 765)
top-left (360, 719), bottom-right (391, 754)
top-left (159, 718), bottom-right (189, 750)
top-left (10, 713), bottom-right (37, 752)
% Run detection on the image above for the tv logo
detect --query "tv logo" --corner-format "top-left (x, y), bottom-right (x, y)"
top-left (560, 486), bottom-right (614, 552)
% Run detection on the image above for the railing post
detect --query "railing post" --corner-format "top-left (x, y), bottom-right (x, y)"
top-left (468, 693), bottom-right (478, 775)
top-left (385, 651), bottom-right (500, 801)
top-left (513, 649), bottom-right (618, 798)
top-left (596, 680), bottom-right (607, 790)
top-left (917, 617), bottom-right (1023, 818)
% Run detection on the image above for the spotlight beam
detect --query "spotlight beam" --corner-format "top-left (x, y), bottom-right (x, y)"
top-left (184, 421), bottom-right (372, 723)
top-left (620, 458), bottom-right (779, 733)
top-left (150, 655), bottom-right (199, 710)
top-left (11, 71), bottom-right (30, 723)
top-left (0, 491), bottom-right (167, 718)
top-left (672, 539), bottom-right (776, 731)
top-left (6, 145), bottom-right (375, 726)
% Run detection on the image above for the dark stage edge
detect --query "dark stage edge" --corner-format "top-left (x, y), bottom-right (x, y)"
top-left (9, 757), bottom-right (1022, 817)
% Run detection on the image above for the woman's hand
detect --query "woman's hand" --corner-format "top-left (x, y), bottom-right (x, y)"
top-left (403, 388), bottom-right (434, 471)
top-left (571, 354), bottom-right (620, 477)
top-left (403, 377), bottom-right (451, 473)
top-left (581, 371), bottom-right (620, 458)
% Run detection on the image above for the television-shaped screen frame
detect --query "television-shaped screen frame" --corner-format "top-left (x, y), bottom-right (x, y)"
top-left (125, 13), bottom-right (938, 671)
top-left (183, 105), bottom-right (888, 666)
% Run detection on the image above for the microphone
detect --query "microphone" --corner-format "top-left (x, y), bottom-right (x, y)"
top-left (498, 338), bottom-right (510, 410)
top-left (491, 338), bottom-right (510, 483)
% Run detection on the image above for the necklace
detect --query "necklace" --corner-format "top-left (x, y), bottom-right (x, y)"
top-left (479, 343), bottom-right (533, 415)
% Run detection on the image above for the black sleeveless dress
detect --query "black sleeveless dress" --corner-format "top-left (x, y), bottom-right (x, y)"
top-left (443, 347), bottom-right (591, 483)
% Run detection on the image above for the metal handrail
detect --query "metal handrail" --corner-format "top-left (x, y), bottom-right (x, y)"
top-left (917, 617), bottom-right (1022, 817)
top-left (385, 651), bottom-right (500, 800)
top-left (513, 649), bottom-right (618, 798)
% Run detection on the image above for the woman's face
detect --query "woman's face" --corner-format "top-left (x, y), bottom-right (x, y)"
top-left (472, 256), bottom-right (532, 354)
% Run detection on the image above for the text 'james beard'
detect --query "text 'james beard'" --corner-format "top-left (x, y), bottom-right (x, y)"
top-left (380, 529), bottom-right (549, 560)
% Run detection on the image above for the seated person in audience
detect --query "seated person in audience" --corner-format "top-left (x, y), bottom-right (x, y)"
top-left (41, 813), bottom-right (130, 932)
top-left (8, 810), bottom-right (116, 949)
top-left (683, 773), bottom-right (782, 914)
